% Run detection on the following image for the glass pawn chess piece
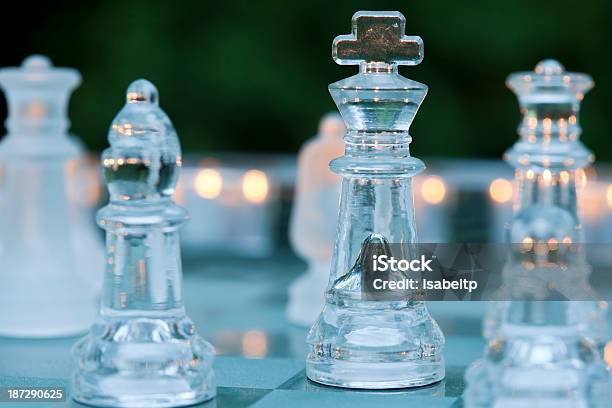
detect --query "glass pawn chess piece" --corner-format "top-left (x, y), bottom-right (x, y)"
top-left (306, 11), bottom-right (445, 389)
top-left (465, 60), bottom-right (609, 407)
top-left (72, 80), bottom-right (215, 407)
top-left (0, 55), bottom-right (103, 337)
top-left (287, 112), bottom-right (345, 326)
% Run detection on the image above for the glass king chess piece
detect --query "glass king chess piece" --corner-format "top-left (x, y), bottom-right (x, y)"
top-left (0, 55), bottom-right (103, 337)
top-left (464, 60), bottom-right (609, 407)
top-left (72, 80), bottom-right (215, 407)
top-left (306, 11), bottom-right (445, 388)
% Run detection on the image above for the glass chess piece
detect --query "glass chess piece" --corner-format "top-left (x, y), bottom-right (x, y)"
top-left (482, 59), bottom-right (608, 346)
top-left (0, 55), bottom-right (103, 337)
top-left (306, 11), bottom-right (445, 389)
top-left (287, 112), bottom-right (345, 327)
top-left (72, 80), bottom-right (215, 407)
top-left (465, 60), bottom-right (610, 407)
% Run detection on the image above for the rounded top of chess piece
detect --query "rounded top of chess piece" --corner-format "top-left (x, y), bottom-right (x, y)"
top-left (126, 79), bottom-right (158, 105)
top-left (102, 79), bottom-right (181, 202)
top-left (22, 55), bottom-right (52, 69)
top-left (506, 58), bottom-right (593, 97)
top-left (318, 112), bottom-right (345, 139)
top-left (534, 59), bottom-right (565, 76)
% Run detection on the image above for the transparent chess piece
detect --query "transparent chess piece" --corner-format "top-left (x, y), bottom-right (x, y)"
top-left (287, 112), bottom-right (345, 326)
top-left (465, 60), bottom-right (610, 407)
top-left (482, 59), bottom-right (608, 345)
top-left (72, 80), bottom-right (215, 407)
top-left (306, 11), bottom-right (445, 389)
top-left (0, 55), bottom-right (103, 337)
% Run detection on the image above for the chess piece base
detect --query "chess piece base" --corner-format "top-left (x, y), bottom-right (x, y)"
top-left (72, 314), bottom-right (215, 408)
top-left (307, 358), bottom-right (444, 389)
top-left (306, 301), bottom-right (445, 389)
top-left (464, 325), bottom-right (609, 407)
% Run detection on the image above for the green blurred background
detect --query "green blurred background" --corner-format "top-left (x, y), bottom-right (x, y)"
top-left (1, 0), bottom-right (610, 159)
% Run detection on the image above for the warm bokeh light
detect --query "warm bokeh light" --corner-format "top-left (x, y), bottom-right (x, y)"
top-left (542, 169), bottom-right (552, 183)
top-left (65, 157), bottom-right (101, 206)
top-left (522, 236), bottom-right (534, 251)
top-left (173, 178), bottom-right (185, 205)
top-left (421, 176), bottom-right (446, 205)
top-left (607, 184), bottom-right (612, 209)
top-left (576, 168), bottom-right (588, 188)
top-left (242, 169), bottom-right (269, 204)
top-left (559, 171), bottom-right (570, 184)
top-left (194, 168), bottom-right (222, 199)
top-left (604, 341), bottom-right (612, 368)
top-left (489, 178), bottom-right (513, 203)
top-left (242, 330), bottom-right (267, 358)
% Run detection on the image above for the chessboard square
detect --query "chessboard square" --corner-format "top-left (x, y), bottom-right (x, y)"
top-left (215, 356), bottom-right (304, 389)
top-left (252, 390), bottom-right (457, 408)
top-left (215, 386), bottom-right (272, 407)
top-left (442, 336), bottom-right (486, 367)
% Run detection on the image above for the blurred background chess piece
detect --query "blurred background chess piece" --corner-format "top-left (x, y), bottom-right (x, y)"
top-left (0, 55), bottom-right (103, 337)
top-left (287, 112), bottom-right (345, 326)
top-left (465, 60), bottom-right (609, 407)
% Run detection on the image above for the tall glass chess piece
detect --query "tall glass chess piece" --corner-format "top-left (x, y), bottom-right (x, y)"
top-left (0, 55), bottom-right (103, 337)
top-left (72, 80), bottom-right (215, 407)
top-left (482, 59), bottom-right (608, 344)
top-left (306, 11), bottom-right (445, 388)
top-left (287, 112), bottom-right (345, 326)
top-left (464, 60), bottom-right (609, 407)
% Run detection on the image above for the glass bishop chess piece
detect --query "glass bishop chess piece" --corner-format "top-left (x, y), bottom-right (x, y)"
top-left (465, 60), bottom-right (609, 407)
top-left (287, 112), bottom-right (345, 326)
top-left (306, 11), bottom-right (445, 389)
top-left (72, 80), bottom-right (215, 407)
top-left (0, 55), bottom-right (103, 337)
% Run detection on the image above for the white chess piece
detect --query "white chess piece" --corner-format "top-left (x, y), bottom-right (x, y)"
top-left (286, 113), bottom-right (345, 326)
top-left (0, 55), bottom-right (103, 337)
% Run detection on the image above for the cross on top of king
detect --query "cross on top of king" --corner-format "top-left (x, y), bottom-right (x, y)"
top-left (333, 11), bottom-right (423, 69)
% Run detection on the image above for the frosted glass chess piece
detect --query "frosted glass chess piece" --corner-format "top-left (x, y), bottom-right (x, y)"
top-left (0, 55), bottom-right (103, 337)
top-left (72, 80), bottom-right (215, 407)
top-left (287, 112), bottom-right (345, 326)
top-left (306, 11), bottom-right (445, 388)
top-left (465, 60), bottom-right (610, 407)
